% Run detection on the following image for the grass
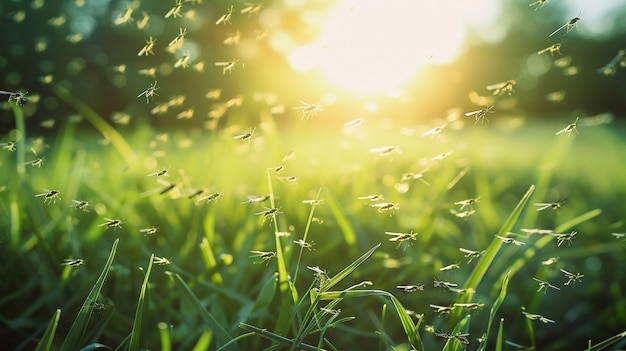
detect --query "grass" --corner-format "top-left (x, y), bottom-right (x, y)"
top-left (2, 95), bottom-right (626, 351)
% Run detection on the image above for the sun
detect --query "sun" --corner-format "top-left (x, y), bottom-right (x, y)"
top-left (288, 0), bottom-right (468, 95)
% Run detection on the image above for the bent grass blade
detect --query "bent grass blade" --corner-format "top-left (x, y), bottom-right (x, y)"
top-left (60, 239), bottom-right (119, 351)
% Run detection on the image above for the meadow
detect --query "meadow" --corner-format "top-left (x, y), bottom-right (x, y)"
top-left (2, 1), bottom-right (626, 351)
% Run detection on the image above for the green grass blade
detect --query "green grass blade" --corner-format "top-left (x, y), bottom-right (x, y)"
top-left (495, 318), bottom-right (504, 351)
top-left (250, 272), bottom-right (278, 314)
top-left (239, 322), bottom-right (325, 351)
top-left (128, 254), bottom-right (154, 351)
top-left (158, 322), bottom-right (172, 351)
top-left (10, 102), bottom-right (26, 176)
top-left (322, 243), bottom-right (381, 292)
top-left (319, 289), bottom-right (422, 351)
top-left (34, 309), bottom-right (60, 351)
top-left (585, 330), bottom-right (626, 351)
top-left (191, 329), bottom-right (213, 351)
top-left (168, 272), bottom-right (235, 350)
top-left (60, 238), bottom-right (119, 351)
top-left (443, 315), bottom-right (470, 351)
top-left (322, 186), bottom-right (357, 249)
top-left (293, 188), bottom-right (322, 286)
top-left (478, 271), bottom-right (510, 351)
top-left (453, 185), bottom-right (534, 320)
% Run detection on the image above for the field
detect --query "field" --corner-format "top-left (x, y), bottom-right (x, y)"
top-left (2, 96), bottom-right (626, 350)
top-left (2, 0), bottom-right (626, 350)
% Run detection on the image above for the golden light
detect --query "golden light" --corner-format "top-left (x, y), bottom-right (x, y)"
top-left (288, 0), bottom-right (469, 95)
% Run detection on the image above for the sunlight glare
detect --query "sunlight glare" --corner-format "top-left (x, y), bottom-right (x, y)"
top-left (288, 0), bottom-right (468, 94)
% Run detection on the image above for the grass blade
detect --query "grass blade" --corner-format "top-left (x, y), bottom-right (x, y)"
top-left (34, 309), bottom-right (60, 351)
top-left (239, 322), bottom-right (325, 351)
top-left (322, 185), bottom-right (358, 250)
top-left (168, 272), bottom-right (235, 350)
top-left (128, 254), bottom-right (154, 351)
top-left (319, 289), bottom-right (422, 351)
top-left (495, 318), bottom-right (504, 351)
top-left (322, 243), bottom-right (381, 292)
top-left (60, 238), bottom-right (119, 351)
top-left (478, 271), bottom-right (510, 351)
top-left (585, 330), bottom-right (626, 351)
top-left (453, 185), bottom-right (534, 320)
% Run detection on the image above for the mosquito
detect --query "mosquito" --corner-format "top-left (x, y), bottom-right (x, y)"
top-left (168, 27), bottom-right (187, 47)
top-left (454, 197), bottom-right (480, 210)
top-left (529, 0), bottom-right (548, 11)
top-left (255, 207), bottom-right (281, 219)
top-left (451, 209), bottom-right (476, 218)
top-left (358, 194), bottom-right (384, 202)
top-left (0, 90), bottom-right (29, 105)
top-left (397, 284), bottom-right (424, 292)
top-left (435, 331), bottom-right (470, 345)
top-left (486, 80), bottom-right (516, 96)
top-left (25, 148), bottom-right (44, 167)
top-left (459, 248), bottom-right (484, 263)
top-left (35, 189), bottom-right (61, 204)
top-left (538, 43), bottom-right (562, 56)
top-left (520, 228), bottom-right (554, 235)
top-left (215, 5), bottom-right (234, 25)
top-left (223, 30), bottom-right (241, 45)
top-left (385, 231), bottom-right (418, 248)
top-left (533, 277), bottom-right (561, 293)
top-left (293, 239), bottom-right (315, 251)
top-left (495, 234), bottom-right (526, 246)
top-left (372, 202), bottom-right (399, 214)
top-left (100, 218), bottom-right (122, 230)
top-left (430, 304), bottom-right (455, 314)
top-left (1, 141), bottom-right (16, 152)
top-left (522, 311), bottom-right (555, 323)
top-left (422, 123), bottom-right (446, 138)
top-left (148, 168), bottom-right (169, 177)
top-left (138, 81), bottom-right (159, 103)
top-left (165, 0), bottom-right (183, 18)
top-left (401, 171), bottom-right (430, 185)
top-left (465, 105), bottom-right (494, 124)
top-left (152, 256), bottom-right (171, 265)
top-left (241, 2), bottom-right (263, 16)
top-left (241, 194), bottom-right (270, 205)
top-left (433, 278), bottom-right (458, 290)
top-left (439, 263), bottom-right (461, 272)
top-left (453, 302), bottom-right (484, 311)
top-left (612, 233), bottom-right (626, 239)
top-left (197, 192), bottom-right (220, 203)
top-left (249, 250), bottom-right (276, 265)
top-left (62, 258), bottom-right (85, 267)
top-left (344, 118), bottom-right (364, 128)
top-left (233, 127), bottom-right (256, 143)
top-left (136, 11), bottom-right (149, 29)
top-left (293, 100), bottom-right (322, 120)
top-left (550, 12), bottom-right (582, 37)
top-left (215, 59), bottom-right (242, 74)
top-left (549, 231), bottom-right (576, 246)
top-left (534, 201), bottom-right (563, 211)
top-left (370, 145), bottom-right (400, 157)
top-left (72, 199), bottom-right (89, 211)
top-left (556, 117), bottom-right (578, 138)
top-left (542, 257), bottom-right (559, 265)
top-left (140, 227), bottom-right (158, 235)
top-left (137, 36), bottom-right (156, 56)
top-left (431, 151), bottom-right (452, 161)
top-left (301, 199), bottom-right (322, 206)
top-left (560, 269), bottom-right (584, 286)
top-left (114, 3), bottom-right (134, 25)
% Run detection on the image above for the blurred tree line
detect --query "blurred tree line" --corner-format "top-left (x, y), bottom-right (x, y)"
top-left (0, 0), bottom-right (625, 135)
